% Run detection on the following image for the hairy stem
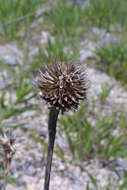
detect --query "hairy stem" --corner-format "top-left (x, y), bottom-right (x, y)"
top-left (44, 107), bottom-right (59, 190)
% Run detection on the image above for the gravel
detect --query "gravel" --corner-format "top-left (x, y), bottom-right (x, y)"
top-left (1, 24), bottom-right (127, 190)
top-left (0, 43), bottom-right (23, 65)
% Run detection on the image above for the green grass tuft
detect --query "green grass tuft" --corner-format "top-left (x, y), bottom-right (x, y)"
top-left (59, 105), bottom-right (127, 161)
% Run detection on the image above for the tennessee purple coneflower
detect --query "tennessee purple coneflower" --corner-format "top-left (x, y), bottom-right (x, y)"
top-left (35, 61), bottom-right (88, 190)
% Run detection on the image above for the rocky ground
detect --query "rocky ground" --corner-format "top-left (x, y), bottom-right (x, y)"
top-left (0, 38), bottom-right (127, 190)
top-left (0, 4), bottom-right (127, 189)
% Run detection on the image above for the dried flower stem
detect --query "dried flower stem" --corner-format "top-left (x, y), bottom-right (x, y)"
top-left (35, 61), bottom-right (88, 190)
top-left (0, 132), bottom-right (16, 190)
top-left (44, 107), bottom-right (59, 190)
top-left (3, 162), bottom-right (8, 190)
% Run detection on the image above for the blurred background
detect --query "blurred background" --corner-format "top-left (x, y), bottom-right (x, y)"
top-left (0, 0), bottom-right (127, 189)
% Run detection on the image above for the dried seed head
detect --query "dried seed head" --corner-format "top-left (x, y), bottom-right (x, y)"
top-left (0, 132), bottom-right (16, 169)
top-left (35, 62), bottom-right (88, 112)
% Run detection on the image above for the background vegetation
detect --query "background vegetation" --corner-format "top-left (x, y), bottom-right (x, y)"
top-left (0, 0), bottom-right (127, 189)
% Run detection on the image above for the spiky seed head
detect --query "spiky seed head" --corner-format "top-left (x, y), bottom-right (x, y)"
top-left (35, 62), bottom-right (88, 112)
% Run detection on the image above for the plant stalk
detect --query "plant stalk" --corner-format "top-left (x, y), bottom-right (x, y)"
top-left (3, 157), bottom-right (9, 190)
top-left (44, 107), bottom-right (59, 190)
